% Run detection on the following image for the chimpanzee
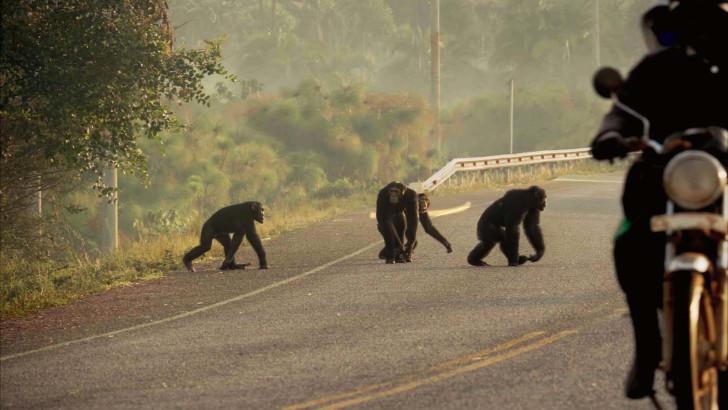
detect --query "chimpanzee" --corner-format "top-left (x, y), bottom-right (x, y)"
top-left (182, 201), bottom-right (269, 272)
top-left (467, 186), bottom-right (546, 267)
top-left (377, 192), bottom-right (452, 260)
top-left (376, 181), bottom-right (419, 264)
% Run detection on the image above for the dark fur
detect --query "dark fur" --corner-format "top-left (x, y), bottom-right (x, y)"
top-left (377, 192), bottom-right (452, 260)
top-left (183, 201), bottom-right (268, 271)
top-left (376, 182), bottom-right (419, 263)
top-left (467, 186), bottom-right (546, 267)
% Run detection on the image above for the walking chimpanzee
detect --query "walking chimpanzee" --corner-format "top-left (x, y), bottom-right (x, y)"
top-left (467, 186), bottom-right (546, 267)
top-left (182, 201), bottom-right (269, 272)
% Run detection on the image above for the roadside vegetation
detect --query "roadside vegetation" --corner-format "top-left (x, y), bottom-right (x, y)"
top-left (1, 0), bottom-right (651, 317)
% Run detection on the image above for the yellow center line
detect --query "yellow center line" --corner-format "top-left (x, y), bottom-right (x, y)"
top-left (282, 330), bottom-right (576, 410)
top-left (282, 383), bottom-right (391, 410)
top-left (319, 330), bottom-right (577, 410)
top-left (430, 331), bottom-right (545, 371)
top-left (285, 331), bottom-right (543, 410)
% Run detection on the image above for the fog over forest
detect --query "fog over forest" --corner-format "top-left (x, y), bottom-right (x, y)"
top-left (169, 0), bottom-right (652, 158)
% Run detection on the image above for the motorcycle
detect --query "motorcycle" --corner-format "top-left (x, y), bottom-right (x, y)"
top-left (594, 67), bottom-right (728, 410)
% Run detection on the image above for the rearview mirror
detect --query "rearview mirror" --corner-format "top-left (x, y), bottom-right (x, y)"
top-left (593, 67), bottom-right (624, 99)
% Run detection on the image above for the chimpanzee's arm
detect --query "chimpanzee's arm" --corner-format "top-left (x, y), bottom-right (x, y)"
top-left (502, 223), bottom-right (520, 265)
top-left (223, 231), bottom-right (246, 263)
top-left (523, 209), bottom-right (545, 261)
top-left (245, 223), bottom-right (268, 269)
top-left (419, 212), bottom-right (452, 251)
top-left (385, 217), bottom-right (404, 249)
top-left (403, 191), bottom-right (419, 254)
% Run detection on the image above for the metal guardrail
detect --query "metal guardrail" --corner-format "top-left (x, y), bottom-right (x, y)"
top-left (417, 148), bottom-right (593, 191)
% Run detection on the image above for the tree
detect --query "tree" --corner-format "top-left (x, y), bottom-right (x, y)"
top-left (0, 0), bottom-right (230, 251)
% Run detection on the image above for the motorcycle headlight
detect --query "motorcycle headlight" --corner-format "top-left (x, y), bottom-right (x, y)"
top-left (663, 151), bottom-right (727, 210)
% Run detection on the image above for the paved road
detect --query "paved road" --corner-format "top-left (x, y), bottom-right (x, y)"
top-left (1, 174), bottom-right (675, 409)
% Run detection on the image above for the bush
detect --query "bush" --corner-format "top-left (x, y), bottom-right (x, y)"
top-left (314, 178), bottom-right (357, 198)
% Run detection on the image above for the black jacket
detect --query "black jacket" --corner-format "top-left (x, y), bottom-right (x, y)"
top-left (592, 47), bottom-right (728, 160)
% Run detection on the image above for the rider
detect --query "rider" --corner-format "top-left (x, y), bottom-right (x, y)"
top-left (590, 0), bottom-right (728, 400)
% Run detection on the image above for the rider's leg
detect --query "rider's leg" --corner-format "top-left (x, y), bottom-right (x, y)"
top-left (614, 223), bottom-right (664, 399)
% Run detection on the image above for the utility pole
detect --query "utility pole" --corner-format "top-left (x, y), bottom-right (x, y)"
top-left (430, 0), bottom-right (441, 150)
top-left (509, 78), bottom-right (515, 154)
top-left (595, 0), bottom-right (601, 67)
top-left (102, 166), bottom-right (119, 252)
top-left (272, 0), bottom-right (278, 43)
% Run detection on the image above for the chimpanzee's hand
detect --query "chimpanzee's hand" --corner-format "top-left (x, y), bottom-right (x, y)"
top-left (445, 242), bottom-right (453, 253)
top-left (403, 243), bottom-right (415, 262)
top-left (260, 263), bottom-right (269, 269)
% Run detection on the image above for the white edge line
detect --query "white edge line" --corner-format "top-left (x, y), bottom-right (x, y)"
top-left (1, 241), bottom-right (382, 362)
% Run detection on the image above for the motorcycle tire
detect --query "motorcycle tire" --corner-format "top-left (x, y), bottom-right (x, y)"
top-left (670, 272), bottom-right (718, 410)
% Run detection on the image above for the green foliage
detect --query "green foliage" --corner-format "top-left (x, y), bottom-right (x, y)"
top-left (1, 0), bottom-right (229, 254)
top-left (245, 82), bottom-right (434, 182)
top-left (2, 0), bottom-right (229, 180)
top-left (315, 178), bottom-right (358, 199)
top-left (132, 209), bottom-right (189, 238)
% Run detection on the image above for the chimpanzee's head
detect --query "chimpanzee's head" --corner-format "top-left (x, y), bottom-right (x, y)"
top-left (417, 193), bottom-right (431, 213)
top-left (250, 202), bottom-right (265, 223)
top-left (388, 183), bottom-right (405, 205)
top-left (529, 186), bottom-right (547, 211)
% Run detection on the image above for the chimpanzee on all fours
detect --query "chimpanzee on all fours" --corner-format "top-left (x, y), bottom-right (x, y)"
top-left (182, 201), bottom-right (269, 272)
top-left (376, 182), bottom-right (419, 264)
top-left (377, 192), bottom-right (452, 261)
top-left (467, 186), bottom-right (546, 267)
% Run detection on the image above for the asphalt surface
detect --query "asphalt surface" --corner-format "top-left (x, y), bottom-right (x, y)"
top-left (0, 173), bottom-right (676, 409)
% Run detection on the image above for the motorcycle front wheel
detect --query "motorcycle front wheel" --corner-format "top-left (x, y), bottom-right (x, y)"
top-left (670, 272), bottom-right (718, 410)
